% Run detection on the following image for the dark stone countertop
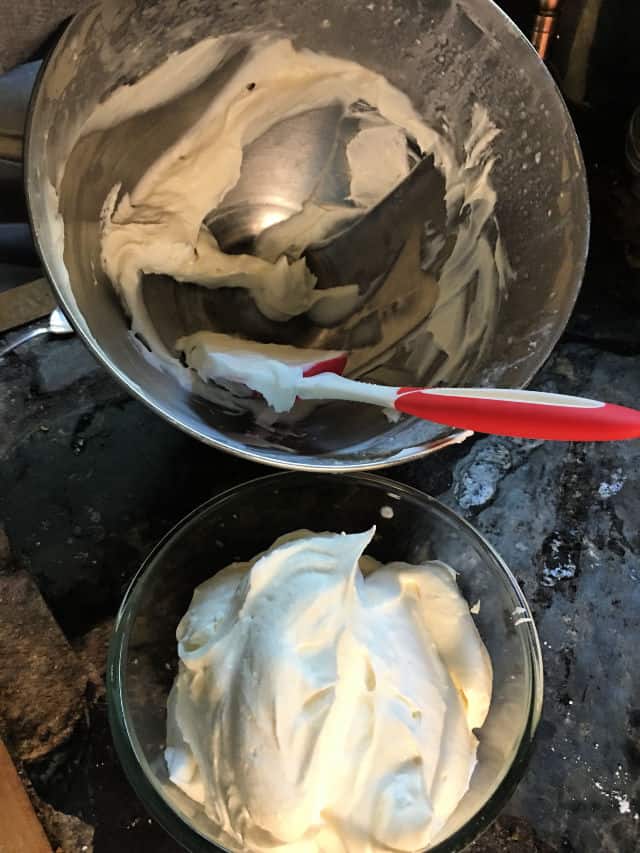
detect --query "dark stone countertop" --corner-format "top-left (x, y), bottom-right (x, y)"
top-left (1, 17), bottom-right (640, 853)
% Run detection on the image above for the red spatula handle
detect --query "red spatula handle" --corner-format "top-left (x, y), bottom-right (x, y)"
top-left (393, 388), bottom-right (640, 441)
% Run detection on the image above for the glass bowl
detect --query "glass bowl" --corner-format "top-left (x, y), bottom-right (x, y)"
top-left (107, 472), bottom-right (543, 852)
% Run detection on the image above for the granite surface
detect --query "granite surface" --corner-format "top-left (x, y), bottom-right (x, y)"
top-left (2, 15), bottom-right (640, 853)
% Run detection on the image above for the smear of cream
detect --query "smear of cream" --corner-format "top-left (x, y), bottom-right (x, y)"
top-left (97, 34), bottom-right (447, 357)
top-left (346, 124), bottom-right (410, 206)
top-left (66, 32), bottom-right (509, 420)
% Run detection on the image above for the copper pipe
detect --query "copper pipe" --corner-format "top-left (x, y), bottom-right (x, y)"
top-left (532, 0), bottom-right (562, 60)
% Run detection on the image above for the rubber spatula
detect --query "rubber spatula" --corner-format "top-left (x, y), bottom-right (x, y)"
top-left (294, 373), bottom-right (640, 441)
top-left (180, 336), bottom-right (640, 441)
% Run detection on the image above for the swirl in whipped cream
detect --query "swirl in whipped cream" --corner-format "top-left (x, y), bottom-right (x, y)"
top-left (166, 528), bottom-right (492, 853)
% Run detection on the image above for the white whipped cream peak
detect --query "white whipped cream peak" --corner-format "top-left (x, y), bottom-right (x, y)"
top-left (166, 529), bottom-right (492, 853)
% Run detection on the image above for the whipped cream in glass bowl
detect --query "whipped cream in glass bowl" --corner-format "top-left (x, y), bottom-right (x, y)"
top-left (107, 473), bottom-right (542, 852)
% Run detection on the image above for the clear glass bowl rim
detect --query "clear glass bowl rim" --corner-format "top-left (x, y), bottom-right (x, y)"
top-left (107, 471), bottom-right (544, 853)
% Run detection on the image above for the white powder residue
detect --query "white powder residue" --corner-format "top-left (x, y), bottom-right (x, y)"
top-left (593, 771), bottom-right (635, 818)
top-left (618, 797), bottom-right (631, 815)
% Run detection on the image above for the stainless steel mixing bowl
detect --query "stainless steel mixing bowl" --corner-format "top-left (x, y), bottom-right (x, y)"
top-left (25, 0), bottom-right (589, 470)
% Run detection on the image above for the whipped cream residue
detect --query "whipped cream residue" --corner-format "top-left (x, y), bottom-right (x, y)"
top-left (98, 34), bottom-right (434, 357)
top-left (89, 33), bottom-right (508, 402)
top-left (166, 529), bottom-right (492, 853)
